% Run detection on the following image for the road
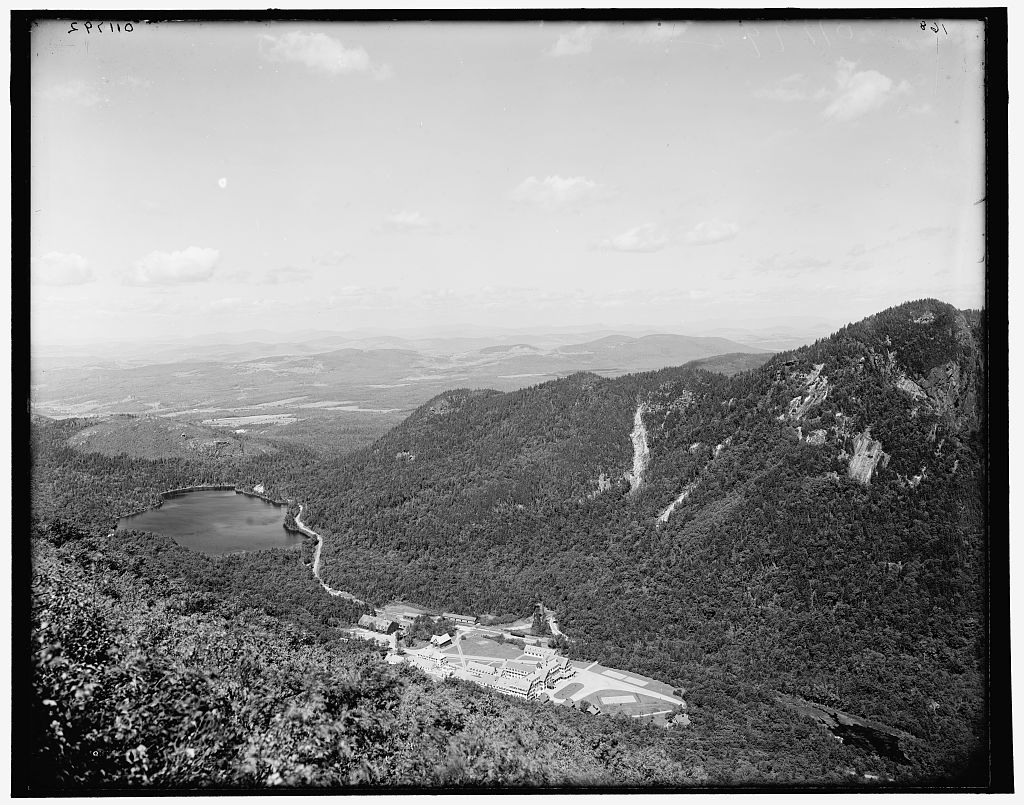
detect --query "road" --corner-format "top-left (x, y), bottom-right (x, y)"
top-left (294, 505), bottom-right (371, 607)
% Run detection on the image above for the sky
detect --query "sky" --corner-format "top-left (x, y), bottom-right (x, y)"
top-left (29, 17), bottom-right (987, 345)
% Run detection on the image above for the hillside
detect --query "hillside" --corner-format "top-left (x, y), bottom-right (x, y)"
top-left (24, 298), bottom-right (992, 788)
top-left (300, 299), bottom-right (988, 784)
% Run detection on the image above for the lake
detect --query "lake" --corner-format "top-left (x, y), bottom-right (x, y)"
top-left (117, 489), bottom-right (302, 555)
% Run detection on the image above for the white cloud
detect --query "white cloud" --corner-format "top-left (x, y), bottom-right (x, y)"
top-left (259, 31), bottom-right (385, 77)
top-left (127, 247), bottom-right (219, 285)
top-left (756, 62), bottom-right (909, 121)
top-left (384, 210), bottom-right (433, 231)
top-left (33, 252), bottom-right (93, 286)
top-left (511, 175), bottom-right (604, 210)
top-left (601, 223), bottom-right (670, 253)
top-left (823, 59), bottom-right (909, 122)
top-left (551, 25), bottom-right (601, 56)
top-left (685, 220), bottom-right (739, 245)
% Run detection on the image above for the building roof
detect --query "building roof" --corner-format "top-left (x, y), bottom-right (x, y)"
top-left (500, 676), bottom-right (536, 693)
top-left (442, 612), bottom-right (477, 621)
top-left (359, 614), bottom-right (398, 631)
top-left (524, 644), bottom-right (556, 656)
top-left (467, 660), bottom-right (497, 675)
top-left (430, 633), bottom-right (452, 645)
top-left (504, 660), bottom-right (541, 674)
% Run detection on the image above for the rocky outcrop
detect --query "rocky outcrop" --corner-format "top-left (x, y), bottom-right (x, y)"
top-left (897, 467), bottom-right (926, 488)
top-left (779, 363), bottom-right (829, 421)
top-left (805, 429), bottom-right (827, 446)
top-left (625, 403), bottom-right (651, 494)
top-left (657, 480), bottom-right (698, 525)
top-left (585, 472), bottom-right (614, 501)
top-left (847, 429), bottom-right (890, 484)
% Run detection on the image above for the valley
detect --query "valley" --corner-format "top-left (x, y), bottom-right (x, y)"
top-left (26, 299), bottom-right (992, 789)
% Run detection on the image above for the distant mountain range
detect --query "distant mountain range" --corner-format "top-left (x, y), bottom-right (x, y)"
top-left (30, 332), bottom-right (771, 430)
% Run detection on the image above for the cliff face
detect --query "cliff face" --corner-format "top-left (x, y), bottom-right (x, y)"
top-left (847, 429), bottom-right (891, 484)
top-left (625, 403), bottom-right (651, 494)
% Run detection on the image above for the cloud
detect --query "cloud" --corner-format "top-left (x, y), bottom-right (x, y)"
top-left (756, 61), bottom-right (909, 121)
top-left (823, 59), bottom-right (909, 122)
top-left (551, 25), bottom-right (601, 56)
top-left (684, 220), bottom-right (739, 245)
top-left (511, 175), bottom-right (605, 210)
top-left (383, 210), bottom-right (434, 231)
top-left (259, 31), bottom-right (386, 77)
top-left (33, 252), bottom-right (93, 286)
top-left (601, 223), bottom-right (670, 253)
top-left (757, 254), bottom-right (831, 276)
top-left (126, 247), bottom-right (220, 285)
top-left (314, 250), bottom-right (351, 266)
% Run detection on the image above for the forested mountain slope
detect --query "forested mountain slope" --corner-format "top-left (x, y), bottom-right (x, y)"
top-left (301, 299), bottom-right (988, 783)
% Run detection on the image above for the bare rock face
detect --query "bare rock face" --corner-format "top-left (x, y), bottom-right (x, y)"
top-left (847, 429), bottom-right (890, 484)
top-left (625, 403), bottom-right (651, 494)
top-left (895, 374), bottom-right (928, 401)
top-left (779, 363), bottom-right (829, 421)
top-left (805, 429), bottom-right (827, 446)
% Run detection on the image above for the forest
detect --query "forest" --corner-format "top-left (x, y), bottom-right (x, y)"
top-left (23, 299), bottom-right (993, 789)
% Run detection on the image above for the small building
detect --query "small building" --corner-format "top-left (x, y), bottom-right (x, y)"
top-left (523, 644), bottom-right (556, 659)
top-left (358, 614), bottom-right (400, 635)
top-left (443, 612), bottom-right (478, 626)
top-left (422, 647), bottom-right (449, 667)
top-left (253, 484), bottom-right (265, 494)
top-left (430, 633), bottom-right (453, 647)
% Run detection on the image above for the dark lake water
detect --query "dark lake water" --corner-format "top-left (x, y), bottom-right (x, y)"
top-left (117, 489), bottom-right (302, 555)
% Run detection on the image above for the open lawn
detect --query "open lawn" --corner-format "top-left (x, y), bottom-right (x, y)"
top-left (378, 600), bottom-right (437, 620)
top-left (456, 634), bottom-right (530, 661)
top-left (553, 681), bottom-right (584, 699)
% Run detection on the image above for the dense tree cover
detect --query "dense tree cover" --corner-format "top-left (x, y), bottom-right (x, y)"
top-left (25, 298), bottom-right (991, 788)
top-left (30, 416), bottom-right (316, 533)
top-left (402, 615), bottom-right (458, 647)
top-left (290, 300), bottom-right (989, 784)
top-left (27, 528), bottom-right (880, 791)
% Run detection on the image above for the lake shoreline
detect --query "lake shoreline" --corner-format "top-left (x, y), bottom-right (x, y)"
top-left (119, 484), bottom-right (290, 521)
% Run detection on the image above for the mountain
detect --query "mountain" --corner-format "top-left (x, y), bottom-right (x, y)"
top-left (298, 299), bottom-right (988, 783)
top-left (30, 332), bottom-right (768, 432)
top-left (24, 298), bottom-right (993, 788)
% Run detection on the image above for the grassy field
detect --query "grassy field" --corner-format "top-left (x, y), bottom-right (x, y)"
top-left (444, 633), bottom-right (526, 661)
top-left (552, 681), bottom-right (584, 698)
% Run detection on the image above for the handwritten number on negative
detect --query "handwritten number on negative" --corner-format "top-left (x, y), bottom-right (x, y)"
top-left (67, 21), bottom-right (134, 34)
